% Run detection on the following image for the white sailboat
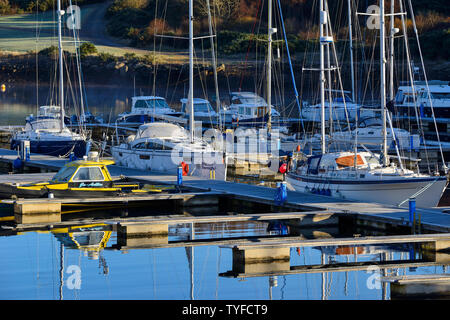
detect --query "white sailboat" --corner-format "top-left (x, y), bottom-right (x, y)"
top-left (111, 0), bottom-right (227, 180)
top-left (286, 0), bottom-right (448, 208)
top-left (11, 0), bottom-right (87, 158)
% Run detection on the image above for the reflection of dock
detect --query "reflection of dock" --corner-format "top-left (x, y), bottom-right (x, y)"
top-left (382, 274), bottom-right (450, 299)
top-left (2, 145), bottom-right (450, 293)
top-left (220, 258), bottom-right (450, 278)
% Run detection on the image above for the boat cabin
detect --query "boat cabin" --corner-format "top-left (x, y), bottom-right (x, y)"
top-left (180, 98), bottom-right (216, 115)
top-left (50, 158), bottom-right (115, 188)
top-left (395, 83), bottom-right (450, 105)
top-left (131, 96), bottom-right (175, 114)
top-left (237, 104), bottom-right (270, 119)
top-left (303, 152), bottom-right (381, 175)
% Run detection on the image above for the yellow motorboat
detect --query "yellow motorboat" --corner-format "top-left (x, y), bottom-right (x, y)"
top-left (0, 153), bottom-right (175, 199)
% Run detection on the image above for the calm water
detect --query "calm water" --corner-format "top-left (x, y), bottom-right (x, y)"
top-left (0, 83), bottom-right (145, 126)
top-left (0, 83), bottom-right (299, 126)
top-left (1, 219), bottom-right (449, 300)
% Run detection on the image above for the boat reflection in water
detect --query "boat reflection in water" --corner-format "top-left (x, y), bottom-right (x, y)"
top-left (2, 216), bottom-right (450, 300)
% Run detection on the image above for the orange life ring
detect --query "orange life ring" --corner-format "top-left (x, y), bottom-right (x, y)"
top-left (181, 161), bottom-right (189, 176)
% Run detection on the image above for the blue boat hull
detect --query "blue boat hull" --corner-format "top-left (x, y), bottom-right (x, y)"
top-left (11, 139), bottom-right (87, 158)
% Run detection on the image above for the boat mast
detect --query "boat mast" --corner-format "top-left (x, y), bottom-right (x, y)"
top-left (57, 0), bottom-right (65, 132)
top-left (389, 0), bottom-right (395, 100)
top-left (319, 0), bottom-right (326, 154)
top-left (380, 0), bottom-right (388, 166)
top-left (188, 0), bottom-right (194, 144)
top-left (267, 0), bottom-right (273, 133)
top-left (347, 0), bottom-right (356, 103)
top-left (205, 0), bottom-right (220, 117)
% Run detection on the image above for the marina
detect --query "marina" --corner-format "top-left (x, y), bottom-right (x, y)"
top-left (0, 148), bottom-right (450, 300)
top-left (0, 0), bottom-right (449, 304)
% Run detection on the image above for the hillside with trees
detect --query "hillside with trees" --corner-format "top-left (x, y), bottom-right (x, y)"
top-left (102, 0), bottom-right (450, 60)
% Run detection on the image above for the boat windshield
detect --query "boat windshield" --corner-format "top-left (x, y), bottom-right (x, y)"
top-left (195, 103), bottom-right (214, 113)
top-left (51, 166), bottom-right (77, 182)
top-left (135, 99), bottom-right (170, 109)
top-left (232, 94), bottom-right (267, 105)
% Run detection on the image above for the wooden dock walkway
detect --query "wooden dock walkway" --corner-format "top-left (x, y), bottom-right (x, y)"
top-left (0, 147), bottom-right (449, 232)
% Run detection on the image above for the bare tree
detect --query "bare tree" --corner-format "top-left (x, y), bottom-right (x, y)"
top-left (197, 0), bottom-right (240, 24)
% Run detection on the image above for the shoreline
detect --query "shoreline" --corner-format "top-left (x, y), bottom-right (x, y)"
top-left (0, 51), bottom-right (448, 91)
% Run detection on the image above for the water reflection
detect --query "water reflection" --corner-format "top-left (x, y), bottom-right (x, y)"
top-left (0, 220), bottom-right (449, 300)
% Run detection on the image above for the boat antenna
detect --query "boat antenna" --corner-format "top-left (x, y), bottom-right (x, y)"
top-left (205, 0), bottom-right (220, 116)
top-left (379, 0), bottom-right (388, 166)
top-left (347, 0), bottom-right (356, 103)
top-left (319, 0), bottom-right (326, 154)
top-left (188, 0), bottom-right (194, 144)
top-left (267, 0), bottom-right (274, 133)
top-left (57, 0), bottom-right (65, 133)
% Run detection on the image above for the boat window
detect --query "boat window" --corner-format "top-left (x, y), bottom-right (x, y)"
top-left (134, 142), bottom-right (146, 149)
top-left (51, 166), bottom-right (77, 182)
top-left (72, 167), bottom-right (104, 181)
top-left (245, 107), bottom-right (252, 116)
top-left (334, 94), bottom-right (352, 103)
top-left (134, 99), bottom-right (170, 109)
top-left (430, 92), bottom-right (450, 99)
top-left (195, 103), bottom-right (213, 113)
top-left (404, 94), bottom-right (416, 103)
top-left (307, 156), bottom-right (321, 175)
top-left (134, 100), bottom-right (147, 109)
top-left (395, 90), bottom-right (403, 104)
top-left (239, 107), bottom-right (244, 115)
top-left (364, 155), bottom-right (380, 165)
top-left (146, 99), bottom-right (170, 109)
top-left (151, 142), bottom-right (164, 150)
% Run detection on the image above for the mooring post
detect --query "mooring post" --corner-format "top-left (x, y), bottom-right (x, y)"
top-left (19, 140), bottom-right (30, 161)
top-left (275, 181), bottom-right (287, 205)
top-left (177, 166), bottom-right (183, 185)
top-left (25, 141), bottom-right (30, 161)
top-left (409, 197), bottom-right (416, 233)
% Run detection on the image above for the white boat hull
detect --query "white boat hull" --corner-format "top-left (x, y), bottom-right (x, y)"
top-left (111, 147), bottom-right (227, 181)
top-left (286, 173), bottom-right (447, 208)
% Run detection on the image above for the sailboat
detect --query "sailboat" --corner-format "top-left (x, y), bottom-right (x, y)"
top-left (111, 0), bottom-right (227, 180)
top-left (286, 0), bottom-right (448, 208)
top-left (11, 0), bottom-right (87, 158)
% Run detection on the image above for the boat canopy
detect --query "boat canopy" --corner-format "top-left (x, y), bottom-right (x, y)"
top-left (335, 155), bottom-right (365, 168)
top-left (131, 96), bottom-right (171, 110)
top-left (230, 92), bottom-right (268, 106)
top-left (136, 122), bottom-right (188, 140)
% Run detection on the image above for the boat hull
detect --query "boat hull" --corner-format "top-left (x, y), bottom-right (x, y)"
top-left (111, 147), bottom-right (227, 181)
top-left (11, 139), bottom-right (87, 158)
top-left (286, 173), bottom-right (448, 208)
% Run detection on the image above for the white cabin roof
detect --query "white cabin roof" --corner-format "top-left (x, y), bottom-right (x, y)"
top-left (132, 96), bottom-right (166, 102)
top-left (397, 84), bottom-right (450, 94)
top-left (180, 98), bottom-right (211, 104)
top-left (136, 122), bottom-right (188, 140)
